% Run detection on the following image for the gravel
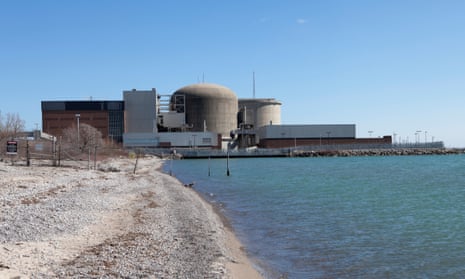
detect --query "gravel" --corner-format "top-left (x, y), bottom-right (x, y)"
top-left (0, 156), bottom-right (233, 278)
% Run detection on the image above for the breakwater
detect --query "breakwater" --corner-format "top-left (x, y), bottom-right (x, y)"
top-left (151, 147), bottom-right (464, 159)
top-left (292, 148), bottom-right (465, 157)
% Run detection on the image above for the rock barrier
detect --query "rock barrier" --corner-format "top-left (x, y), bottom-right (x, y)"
top-left (292, 148), bottom-right (465, 157)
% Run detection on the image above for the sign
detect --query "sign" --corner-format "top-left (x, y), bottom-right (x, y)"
top-left (6, 141), bottom-right (18, 154)
top-left (35, 143), bottom-right (43, 151)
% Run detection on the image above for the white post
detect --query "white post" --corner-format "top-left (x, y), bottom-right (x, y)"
top-left (75, 114), bottom-right (81, 148)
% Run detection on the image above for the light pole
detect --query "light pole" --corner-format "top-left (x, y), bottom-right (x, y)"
top-left (368, 131), bottom-right (373, 138)
top-left (75, 114), bottom-right (81, 147)
top-left (416, 130), bottom-right (422, 144)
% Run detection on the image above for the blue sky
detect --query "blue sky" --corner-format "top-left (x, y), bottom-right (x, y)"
top-left (1, 0), bottom-right (464, 146)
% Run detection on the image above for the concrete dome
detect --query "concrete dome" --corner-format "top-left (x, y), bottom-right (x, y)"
top-left (172, 83), bottom-right (238, 136)
top-left (174, 83), bottom-right (237, 98)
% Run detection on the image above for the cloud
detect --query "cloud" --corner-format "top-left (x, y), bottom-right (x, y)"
top-left (296, 18), bottom-right (307, 24)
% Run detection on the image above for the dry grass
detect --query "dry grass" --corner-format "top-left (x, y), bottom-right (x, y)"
top-left (21, 197), bottom-right (40, 205)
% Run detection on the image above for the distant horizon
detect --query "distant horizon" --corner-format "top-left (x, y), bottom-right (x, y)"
top-left (2, 1), bottom-right (465, 147)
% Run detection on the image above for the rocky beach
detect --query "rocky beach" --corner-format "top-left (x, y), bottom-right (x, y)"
top-left (0, 156), bottom-right (262, 278)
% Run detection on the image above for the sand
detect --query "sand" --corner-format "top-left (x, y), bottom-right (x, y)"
top-left (0, 156), bottom-right (262, 278)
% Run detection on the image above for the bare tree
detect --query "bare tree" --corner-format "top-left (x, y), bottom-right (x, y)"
top-left (62, 123), bottom-right (103, 153)
top-left (5, 112), bottom-right (25, 135)
top-left (0, 111), bottom-right (25, 141)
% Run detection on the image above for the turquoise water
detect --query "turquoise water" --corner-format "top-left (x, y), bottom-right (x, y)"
top-left (166, 155), bottom-right (465, 278)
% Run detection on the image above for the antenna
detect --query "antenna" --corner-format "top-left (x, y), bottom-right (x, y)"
top-left (253, 71), bottom-right (256, 99)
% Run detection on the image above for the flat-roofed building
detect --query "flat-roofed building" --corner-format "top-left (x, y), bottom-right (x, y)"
top-left (257, 124), bottom-right (392, 148)
top-left (41, 100), bottom-right (124, 142)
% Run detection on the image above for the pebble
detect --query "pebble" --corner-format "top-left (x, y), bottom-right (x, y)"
top-left (0, 157), bottom-right (231, 278)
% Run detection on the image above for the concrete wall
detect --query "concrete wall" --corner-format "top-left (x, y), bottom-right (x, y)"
top-left (258, 124), bottom-right (356, 140)
top-left (123, 131), bottom-right (219, 148)
top-left (123, 89), bottom-right (157, 133)
top-left (259, 136), bottom-right (392, 148)
top-left (159, 111), bottom-right (185, 129)
top-left (123, 133), bottom-right (159, 147)
top-left (157, 132), bottom-right (219, 148)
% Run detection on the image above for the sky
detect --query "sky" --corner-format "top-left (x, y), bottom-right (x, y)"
top-left (1, 0), bottom-right (465, 147)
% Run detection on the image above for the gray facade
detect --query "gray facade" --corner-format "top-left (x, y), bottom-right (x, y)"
top-left (123, 89), bottom-right (157, 133)
top-left (258, 124), bottom-right (356, 140)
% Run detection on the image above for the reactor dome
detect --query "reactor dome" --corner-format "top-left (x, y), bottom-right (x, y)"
top-left (171, 83), bottom-right (238, 137)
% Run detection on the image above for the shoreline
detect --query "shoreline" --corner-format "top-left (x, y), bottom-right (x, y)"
top-left (151, 147), bottom-right (464, 159)
top-left (0, 156), bottom-right (262, 278)
top-left (165, 168), bottom-right (264, 279)
top-left (189, 184), bottom-right (265, 278)
top-left (160, 159), bottom-right (264, 278)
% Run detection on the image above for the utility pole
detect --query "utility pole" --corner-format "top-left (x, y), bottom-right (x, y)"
top-left (75, 113), bottom-right (81, 149)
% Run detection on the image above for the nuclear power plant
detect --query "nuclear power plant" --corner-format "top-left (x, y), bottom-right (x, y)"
top-left (170, 84), bottom-right (239, 136)
top-left (41, 82), bottom-right (392, 152)
top-left (122, 83), bottom-right (390, 150)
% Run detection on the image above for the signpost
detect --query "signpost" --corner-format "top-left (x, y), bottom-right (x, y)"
top-left (6, 141), bottom-right (18, 155)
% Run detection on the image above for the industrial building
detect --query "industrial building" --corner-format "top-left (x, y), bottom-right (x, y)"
top-left (257, 124), bottom-right (391, 148)
top-left (238, 98), bottom-right (282, 129)
top-left (171, 83), bottom-right (238, 136)
top-left (41, 101), bottom-right (124, 142)
top-left (41, 82), bottom-right (392, 150)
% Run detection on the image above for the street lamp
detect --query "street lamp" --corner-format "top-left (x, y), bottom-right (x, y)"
top-left (75, 114), bottom-right (81, 146)
top-left (416, 130), bottom-right (422, 144)
top-left (424, 131), bottom-right (428, 147)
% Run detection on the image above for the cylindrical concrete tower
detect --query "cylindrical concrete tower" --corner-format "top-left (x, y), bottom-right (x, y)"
top-left (171, 83), bottom-right (238, 137)
top-left (238, 98), bottom-right (281, 129)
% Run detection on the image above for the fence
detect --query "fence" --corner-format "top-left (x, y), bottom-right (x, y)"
top-left (1, 137), bottom-right (124, 168)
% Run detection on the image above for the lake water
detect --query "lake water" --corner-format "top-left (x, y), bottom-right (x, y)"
top-left (165, 155), bottom-right (465, 278)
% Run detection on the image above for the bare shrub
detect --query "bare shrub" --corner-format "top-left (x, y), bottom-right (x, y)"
top-left (62, 123), bottom-right (103, 154)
